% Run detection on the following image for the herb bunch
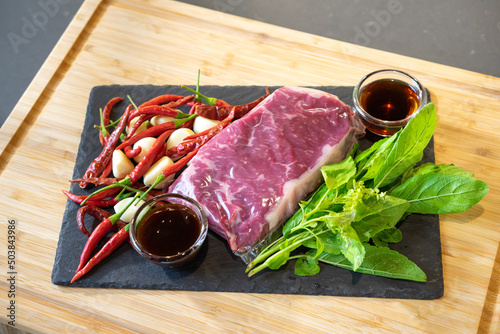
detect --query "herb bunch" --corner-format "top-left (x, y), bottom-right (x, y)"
top-left (246, 103), bottom-right (488, 281)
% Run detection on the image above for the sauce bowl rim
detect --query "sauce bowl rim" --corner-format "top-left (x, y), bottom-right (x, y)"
top-left (129, 193), bottom-right (208, 264)
top-left (352, 69), bottom-right (428, 128)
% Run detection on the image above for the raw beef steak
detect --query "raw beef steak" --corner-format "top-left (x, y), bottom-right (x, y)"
top-left (169, 86), bottom-right (364, 254)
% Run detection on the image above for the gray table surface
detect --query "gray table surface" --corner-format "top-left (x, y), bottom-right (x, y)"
top-left (0, 0), bottom-right (499, 128)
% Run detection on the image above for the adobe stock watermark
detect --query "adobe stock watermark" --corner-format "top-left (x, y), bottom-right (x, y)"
top-left (212, 0), bottom-right (243, 14)
top-left (353, 0), bottom-right (403, 46)
top-left (6, 220), bottom-right (17, 327)
top-left (6, 0), bottom-right (72, 54)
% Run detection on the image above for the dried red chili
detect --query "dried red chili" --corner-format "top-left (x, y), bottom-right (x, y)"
top-left (129, 105), bottom-right (182, 122)
top-left (117, 115), bottom-right (196, 151)
top-left (77, 205), bottom-right (126, 237)
top-left (82, 129), bottom-right (172, 205)
top-left (139, 94), bottom-right (186, 108)
top-left (167, 108), bottom-right (235, 159)
top-left (194, 87), bottom-right (270, 120)
top-left (71, 177), bottom-right (122, 186)
top-left (80, 105), bottom-right (131, 188)
top-left (99, 97), bottom-right (123, 145)
top-left (62, 188), bottom-right (121, 206)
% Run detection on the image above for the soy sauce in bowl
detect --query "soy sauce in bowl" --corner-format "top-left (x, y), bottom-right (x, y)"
top-left (137, 204), bottom-right (201, 257)
top-left (353, 69), bottom-right (427, 137)
top-left (129, 193), bottom-right (208, 268)
top-left (359, 79), bottom-right (420, 121)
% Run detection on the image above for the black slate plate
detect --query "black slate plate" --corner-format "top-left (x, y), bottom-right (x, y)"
top-left (52, 85), bottom-right (443, 299)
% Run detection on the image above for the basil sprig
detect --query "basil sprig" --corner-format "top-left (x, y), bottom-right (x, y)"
top-left (246, 103), bottom-right (488, 281)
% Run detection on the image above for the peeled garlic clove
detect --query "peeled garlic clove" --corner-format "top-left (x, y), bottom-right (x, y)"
top-left (127, 117), bottom-right (149, 136)
top-left (112, 149), bottom-right (135, 178)
top-left (151, 115), bottom-right (176, 127)
top-left (113, 197), bottom-right (146, 223)
top-left (193, 116), bottom-right (220, 134)
top-left (132, 137), bottom-right (158, 163)
top-left (166, 128), bottom-right (195, 150)
top-left (143, 156), bottom-right (176, 189)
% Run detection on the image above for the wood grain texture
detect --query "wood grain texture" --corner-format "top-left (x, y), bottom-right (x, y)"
top-left (0, 0), bottom-right (499, 333)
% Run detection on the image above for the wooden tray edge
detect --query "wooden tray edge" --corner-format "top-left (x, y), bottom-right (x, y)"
top-left (479, 241), bottom-right (500, 333)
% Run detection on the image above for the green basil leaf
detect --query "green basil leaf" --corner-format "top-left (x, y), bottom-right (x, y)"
top-left (321, 155), bottom-right (356, 190)
top-left (282, 184), bottom-right (332, 236)
top-left (337, 224), bottom-right (365, 271)
top-left (353, 193), bottom-right (409, 223)
top-left (390, 173), bottom-right (489, 214)
top-left (372, 237), bottom-right (388, 248)
top-left (399, 162), bottom-right (475, 185)
top-left (373, 227), bottom-right (403, 244)
top-left (302, 230), bottom-right (342, 255)
top-left (372, 228), bottom-right (403, 247)
top-left (354, 137), bottom-right (385, 166)
top-left (267, 251), bottom-right (290, 270)
top-left (351, 194), bottom-right (409, 242)
top-left (373, 103), bottom-right (437, 188)
top-left (295, 254), bottom-right (321, 276)
top-left (321, 211), bottom-right (356, 232)
top-left (357, 133), bottom-right (399, 182)
top-left (318, 244), bottom-right (427, 282)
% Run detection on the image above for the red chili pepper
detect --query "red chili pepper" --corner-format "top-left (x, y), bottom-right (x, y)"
top-left (71, 177), bottom-right (122, 186)
top-left (99, 97), bottom-right (123, 145)
top-left (80, 105), bottom-right (131, 188)
top-left (102, 97), bottom-right (124, 127)
top-left (162, 149), bottom-right (199, 178)
top-left (139, 94), bottom-right (186, 108)
top-left (124, 145), bottom-right (141, 159)
top-left (82, 129), bottom-right (173, 205)
top-left (167, 108), bottom-right (235, 159)
top-left (116, 114), bottom-right (196, 151)
top-left (127, 129), bottom-right (172, 184)
top-left (129, 105), bottom-right (181, 122)
top-left (194, 87), bottom-right (270, 120)
top-left (116, 123), bottom-right (176, 151)
top-left (182, 121), bottom-right (217, 140)
top-left (77, 206), bottom-right (102, 236)
top-left (152, 141), bottom-right (167, 165)
top-left (77, 205), bottom-right (126, 237)
top-left (100, 159), bottom-right (113, 178)
top-left (75, 217), bottom-right (112, 272)
top-left (62, 188), bottom-right (121, 204)
top-left (178, 102), bottom-right (197, 130)
top-left (75, 195), bottom-right (138, 272)
top-left (82, 198), bottom-right (119, 208)
top-left (125, 114), bottom-right (153, 139)
top-left (71, 224), bottom-right (131, 283)
top-left (143, 148), bottom-right (200, 192)
top-left (164, 94), bottom-right (194, 109)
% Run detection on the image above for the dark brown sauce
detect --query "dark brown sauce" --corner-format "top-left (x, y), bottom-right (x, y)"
top-left (137, 204), bottom-right (201, 256)
top-left (359, 79), bottom-right (419, 121)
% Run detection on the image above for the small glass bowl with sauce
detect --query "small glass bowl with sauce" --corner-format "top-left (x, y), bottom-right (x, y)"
top-left (129, 193), bottom-right (208, 268)
top-left (353, 69), bottom-right (427, 136)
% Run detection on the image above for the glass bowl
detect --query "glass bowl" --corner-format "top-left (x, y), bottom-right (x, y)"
top-left (129, 193), bottom-right (208, 268)
top-left (352, 69), bottom-right (427, 136)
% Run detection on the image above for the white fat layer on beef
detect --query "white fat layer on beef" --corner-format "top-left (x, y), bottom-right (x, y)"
top-left (265, 131), bottom-right (353, 231)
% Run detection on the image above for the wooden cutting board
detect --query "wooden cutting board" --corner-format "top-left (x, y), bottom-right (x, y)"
top-left (0, 0), bottom-right (499, 333)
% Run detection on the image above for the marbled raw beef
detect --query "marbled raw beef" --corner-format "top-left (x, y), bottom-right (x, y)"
top-left (169, 86), bottom-right (364, 254)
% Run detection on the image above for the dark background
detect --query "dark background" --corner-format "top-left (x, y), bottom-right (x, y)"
top-left (1, 0), bottom-right (499, 127)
